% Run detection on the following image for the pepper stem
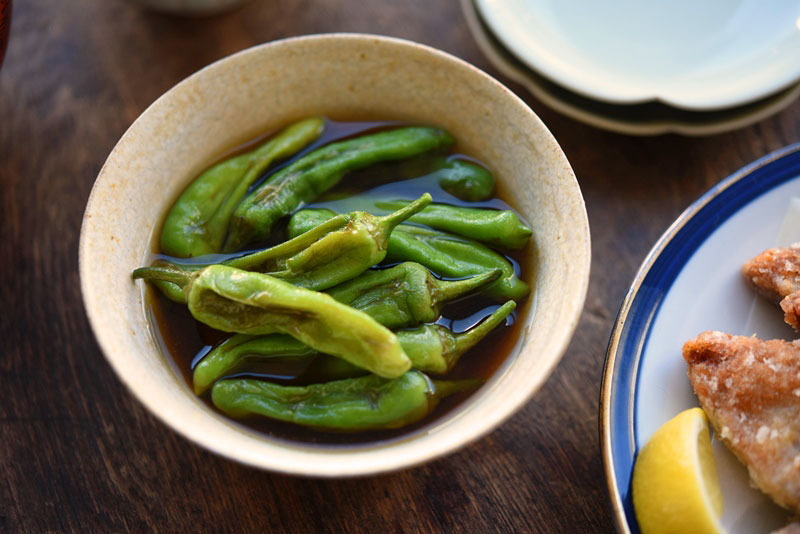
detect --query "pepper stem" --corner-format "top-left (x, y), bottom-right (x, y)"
top-left (375, 193), bottom-right (432, 234)
top-left (432, 269), bottom-right (501, 304)
top-left (451, 300), bottom-right (516, 357)
top-left (226, 213), bottom-right (349, 271)
top-left (431, 378), bottom-right (484, 399)
top-left (132, 262), bottom-right (193, 288)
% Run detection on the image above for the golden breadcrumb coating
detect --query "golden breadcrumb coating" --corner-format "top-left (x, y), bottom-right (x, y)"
top-left (743, 245), bottom-right (800, 331)
top-left (782, 290), bottom-right (800, 333)
top-left (742, 245), bottom-right (800, 302)
top-left (683, 331), bottom-right (800, 515)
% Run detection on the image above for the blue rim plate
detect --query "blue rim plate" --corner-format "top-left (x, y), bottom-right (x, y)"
top-left (601, 143), bottom-right (800, 533)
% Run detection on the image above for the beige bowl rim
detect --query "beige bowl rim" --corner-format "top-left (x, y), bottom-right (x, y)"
top-left (79, 32), bottom-right (591, 476)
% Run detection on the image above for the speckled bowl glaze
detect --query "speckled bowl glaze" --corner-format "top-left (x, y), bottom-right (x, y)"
top-left (79, 34), bottom-right (590, 476)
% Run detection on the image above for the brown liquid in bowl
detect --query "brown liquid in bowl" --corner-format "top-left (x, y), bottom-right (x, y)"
top-left (145, 119), bottom-right (533, 446)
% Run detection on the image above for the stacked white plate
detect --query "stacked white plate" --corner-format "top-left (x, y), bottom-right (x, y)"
top-left (464, 0), bottom-right (800, 135)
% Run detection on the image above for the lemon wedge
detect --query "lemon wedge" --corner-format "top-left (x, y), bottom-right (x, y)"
top-left (632, 407), bottom-right (725, 534)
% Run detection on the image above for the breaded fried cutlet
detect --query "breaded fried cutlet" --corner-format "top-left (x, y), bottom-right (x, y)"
top-left (742, 245), bottom-right (800, 331)
top-left (683, 331), bottom-right (800, 514)
top-left (782, 291), bottom-right (800, 332)
top-left (742, 245), bottom-right (800, 302)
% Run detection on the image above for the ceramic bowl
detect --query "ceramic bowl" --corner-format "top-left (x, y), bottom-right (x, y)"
top-left (79, 33), bottom-right (590, 476)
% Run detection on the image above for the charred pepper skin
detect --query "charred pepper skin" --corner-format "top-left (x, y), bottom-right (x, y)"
top-left (289, 208), bottom-right (529, 301)
top-left (160, 117), bottom-right (324, 258)
top-left (211, 370), bottom-right (481, 431)
top-left (135, 194), bottom-right (433, 302)
top-left (223, 126), bottom-right (455, 252)
top-left (192, 301), bottom-right (516, 394)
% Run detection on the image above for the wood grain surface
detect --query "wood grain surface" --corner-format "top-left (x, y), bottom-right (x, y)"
top-left (2, 1), bottom-right (799, 532)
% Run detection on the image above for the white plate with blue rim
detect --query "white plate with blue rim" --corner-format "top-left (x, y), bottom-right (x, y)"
top-left (475, 0), bottom-right (800, 111)
top-left (601, 144), bottom-right (800, 533)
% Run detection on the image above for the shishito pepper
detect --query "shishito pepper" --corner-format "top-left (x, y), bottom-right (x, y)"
top-left (372, 200), bottom-right (532, 250)
top-left (325, 262), bottom-right (501, 329)
top-left (136, 194), bottom-right (433, 302)
top-left (223, 126), bottom-right (455, 252)
top-left (397, 300), bottom-right (516, 374)
top-left (435, 159), bottom-right (495, 202)
top-left (210, 370), bottom-right (481, 431)
top-left (160, 117), bottom-right (324, 258)
top-left (386, 157), bottom-right (493, 201)
top-left (288, 208), bottom-right (529, 301)
top-left (386, 224), bottom-right (529, 301)
top-left (136, 264), bottom-right (412, 378)
top-left (192, 301), bottom-right (516, 394)
top-left (193, 334), bottom-right (317, 394)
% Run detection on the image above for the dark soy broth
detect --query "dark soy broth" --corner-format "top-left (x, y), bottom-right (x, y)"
top-left (147, 118), bottom-right (533, 446)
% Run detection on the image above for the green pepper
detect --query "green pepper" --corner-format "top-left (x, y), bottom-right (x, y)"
top-left (191, 333), bottom-right (347, 395)
top-left (398, 300), bottom-right (516, 374)
top-left (136, 194), bottom-right (433, 302)
top-left (230, 193), bottom-right (431, 290)
top-left (372, 200), bottom-right (531, 250)
top-left (192, 301), bottom-right (516, 394)
top-left (192, 334), bottom-right (317, 394)
top-left (211, 370), bottom-right (480, 431)
top-left (135, 264), bottom-right (411, 378)
top-left (387, 224), bottom-right (529, 301)
top-left (436, 159), bottom-right (495, 202)
top-left (151, 279), bottom-right (190, 303)
top-left (160, 117), bottom-right (324, 258)
top-left (288, 209), bottom-right (529, 301)
top-left (223, 126), bottom-right (454, 252)
top-left (325, 262), bottom-right (501, 329)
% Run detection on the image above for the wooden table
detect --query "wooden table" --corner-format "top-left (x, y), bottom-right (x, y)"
top-left (3, 1), bottom-right (799, 531)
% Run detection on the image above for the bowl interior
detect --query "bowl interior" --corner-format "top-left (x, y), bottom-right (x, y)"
top-left (79, 34), bottom-right (590, 476)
